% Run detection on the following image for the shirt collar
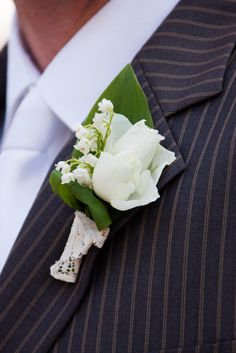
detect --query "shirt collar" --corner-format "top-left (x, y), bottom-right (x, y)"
top-left (5, 16), bottom-right (40, 134)
top-left (7, 0), bottom-right (180, 131)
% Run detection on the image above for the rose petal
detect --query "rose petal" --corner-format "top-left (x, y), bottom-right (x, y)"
top-left (150, 144), bottom-right (176, 184)
top-left (112, 120), bottom-right (164, 170)
top-left (93, 151), bottom-right (142, 204)
top-left (111, 170), bottom-right (159, 211)
top-left (105, 114), bottom-right (132, 152)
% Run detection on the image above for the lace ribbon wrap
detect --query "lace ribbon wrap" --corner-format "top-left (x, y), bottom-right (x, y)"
top-left (50, 211), bottom-right (110, 283)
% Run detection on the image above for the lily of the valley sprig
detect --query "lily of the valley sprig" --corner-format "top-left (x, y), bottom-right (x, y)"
top-left (49, 64), bottom-right (176, 283)
top-left (56, 99), bottom-right (115, 190)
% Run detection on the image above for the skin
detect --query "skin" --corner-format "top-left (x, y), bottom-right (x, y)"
top-left (14, 0), bottom-right (109, 71)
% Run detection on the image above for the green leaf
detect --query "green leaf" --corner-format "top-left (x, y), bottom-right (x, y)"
top-left (68, 182), bottom-right (111, 230)
top-left (72, 149), bottom-right (83, 159)
top-left (49, 171), bottom-right (111, 229)
top-left (49, 170), bottom-right (61, 195)
top-left (49, 170), bottom-right (81, 210)
top-left (83, 64), bottom-right (154, 128)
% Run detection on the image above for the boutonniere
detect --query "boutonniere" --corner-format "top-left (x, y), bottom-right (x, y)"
top-left (49, 65), bottom-right (176, 283)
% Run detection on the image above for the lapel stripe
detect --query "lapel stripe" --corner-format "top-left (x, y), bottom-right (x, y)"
top-left (127, 207), bottom-right (149, 353)
top-left (111, 226), bottom-right (129, 353)
top-left (153, 78), bottom-right (222, 92)
top-left (151, 104), bottom-right (162, 115)
top-left (178, 115), bottom-right (201, 348)
top-left (177, 111), bottom-right (191, 144)
top-left (154, 32), bottom-right (236, 42)
top-left (201, 97), bottom-right (236, 343)
top-left (144, 191), bottom-right (168, 352)
top-left (160, 101), bottom-right (209, 349)
top-left (161, 108), bottom-right (193, 350)
top-left (191, 80), bottom-right (236, 348)
top-left (137, 3), bottom-right (236, 117)
top-left (177, 102), bottom-right (210, 346)
top-left (196, 73), bottom-right (236, 345)
top-left (177, 5), bottom-right (236, 18)
top-left (139, 53), bottom-right (229, 66)
top-left (95, 242), bottom-right (114, 353)
top-left (159, 92), bottom-right (217, 105)
top-left (67, 316), bottom-right (76, 353)
top-left (146, 66), bottom-right (226, 80)
top-left (80, 280), bottom-right (96, 353)
top-left (175, 74), bottom-right (236, 348)
top-left (216, 125), bottom-right (236, 341)
top-left (144, 43), bottom-right (233, 54)
top-left (165, 18), bottom-right (236, 29)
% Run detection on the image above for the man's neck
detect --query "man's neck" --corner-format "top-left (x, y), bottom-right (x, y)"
top-left (14, 0), bottom-right (108, 71)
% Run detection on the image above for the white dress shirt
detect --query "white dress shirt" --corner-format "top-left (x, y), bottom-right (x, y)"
top-left (0, 0), bottom-right (179, 272)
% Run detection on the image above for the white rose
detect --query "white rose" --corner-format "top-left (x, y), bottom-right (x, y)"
top-left (92, 114), bottom-right (176, 211)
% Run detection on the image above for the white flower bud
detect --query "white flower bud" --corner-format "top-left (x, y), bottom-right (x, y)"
top-left (55, 161), bottom-right (70, 174)
top-left (80, 154), bottom-right (98, 168)
top-left (74, 124), bottom-right (88, 140)
top-left (73, 167), bottom-right (92, 188)
top-left (74, 138), bottom-right (91, 155)
top-left (93, 113), bottom-right (109, 138)
top-left (89, 137), bottom-right (98, 153)
top-left (98, 98), bottom-right (114, 113)
top-left (61, 172), bottom-right (75, 184)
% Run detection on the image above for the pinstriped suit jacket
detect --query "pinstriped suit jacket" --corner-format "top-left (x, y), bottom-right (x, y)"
top-left (0, 1), bottom-right (235, 352)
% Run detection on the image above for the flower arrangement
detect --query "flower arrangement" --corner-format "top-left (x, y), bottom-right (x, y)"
top-left (49, 65), bottom-right (176, 282)
top-left (53, 98), bottom-right (175, 225)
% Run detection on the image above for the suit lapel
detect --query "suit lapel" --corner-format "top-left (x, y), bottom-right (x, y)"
top-left (0, 0), bottom-right (235, 350)
top-left (136, 0), bottom-right (236, 117)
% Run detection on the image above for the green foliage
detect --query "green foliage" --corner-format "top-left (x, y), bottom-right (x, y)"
top-left (50, 170), bottom-right (80, 210)
top-left (68, 183), bottom-right (111, 230)
top-left (50, 170), bottom-right (111, 230)
top-left (83, 64), bottom-right (153, 128)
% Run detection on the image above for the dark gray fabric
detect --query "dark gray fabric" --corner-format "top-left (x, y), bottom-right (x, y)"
top-left (0, 1), bottom-right (235, 352)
